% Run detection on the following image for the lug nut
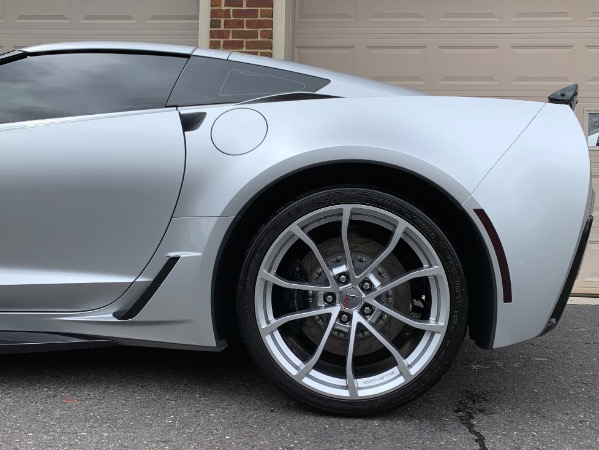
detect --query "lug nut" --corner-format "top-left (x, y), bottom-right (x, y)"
top-left (324, 293), bottom-right (336, 305)
top-left (362, 305), bottom-right (373, 316)
top-left (361, 280), bottom-right (372, 291)
top-left (337, 273), bottom-right (349, 284)
top-left (339, 313), bottom-right (351, 324)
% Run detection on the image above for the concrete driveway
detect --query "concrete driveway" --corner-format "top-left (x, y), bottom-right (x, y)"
top-left (0, 303), bottom-right (597, 449)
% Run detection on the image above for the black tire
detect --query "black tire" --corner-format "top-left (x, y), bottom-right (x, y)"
top-left (237, 187), bottom-right (467, 416)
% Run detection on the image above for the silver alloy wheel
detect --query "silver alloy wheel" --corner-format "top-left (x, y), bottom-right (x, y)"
top-left (255, 204), bottom-right (450, 400)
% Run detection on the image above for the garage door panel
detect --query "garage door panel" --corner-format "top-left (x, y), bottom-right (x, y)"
top-left (0, 0), bottom-right (199, 51)
top-left (75, 0), bottom-right (140, 23)
top-left (7, 0), bottom-right (70, 22)
top-left (1, 0), bottom-right (199, 28)
top-left (581, 45), bottom-right (599, 86)
top-left (509, 43), bottom-right (576, 87)
top-left (295, 0), bottom-right (599, 30)
top-left (364, 45), bottom-right (426, 86)
top-left (435, 44), bottom-right (500, 87)
top-left (295, 45), bottom-right (355, 75)
top-left (365, 0), bottom-right (429, 23)
top-left (296, 0), bottom-right (356, 22)
top-left (510, 0), bottom-right (576, 22)
top-left (436, 0), bottom-right (501, 22)
top-left (4, 0), bottom-right (72, 26)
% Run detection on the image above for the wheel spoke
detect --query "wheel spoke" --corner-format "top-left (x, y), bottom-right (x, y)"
top-left (356, 315), bottom-right (414, 382)
top-left (364, 266), bottom-right (443, 301)
top-left (290, 224), bottom-right (337, 287)
top-left (367, 300), bottom-right (446, 332)
top-left (340, 206), bottom-right (358, 284)
top-left (260, 306), bottom-right (337, 337)
top-left (294, 307), bottom-right (339, 380)
top-left (356, 220), bottom-right (406, 283)
top-left (260, 270), bottom-right (330, 291)
top-left (346, 320), bottom-right (359, 398)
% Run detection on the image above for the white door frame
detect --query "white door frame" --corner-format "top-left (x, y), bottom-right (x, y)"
top-left (198, 0), bottom-right (211, 48)
top-left (273, 0), bottom-right (294, 60)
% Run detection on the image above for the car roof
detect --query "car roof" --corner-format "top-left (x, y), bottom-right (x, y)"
top-left (20, 41), bottom-right (419, 98)
top-left (22, 41), bottom-right (208, 57)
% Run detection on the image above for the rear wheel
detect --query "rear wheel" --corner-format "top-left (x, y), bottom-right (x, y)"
top-left (237, 188), bottom-right (467, 415)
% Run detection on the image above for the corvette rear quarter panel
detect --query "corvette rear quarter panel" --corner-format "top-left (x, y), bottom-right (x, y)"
top-left (465, 103), bottom-right (591, 348)
top-left (176, 96), bottom-right (544, 218)
top-left (168, 96), bottom-right (546, 348)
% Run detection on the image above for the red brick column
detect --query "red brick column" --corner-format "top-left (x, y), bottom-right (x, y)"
top-left (210, 0), bottom-right (273, 57)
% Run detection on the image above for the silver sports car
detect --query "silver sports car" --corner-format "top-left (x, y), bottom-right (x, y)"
top-left (0, 42), bottom-right (592, 416)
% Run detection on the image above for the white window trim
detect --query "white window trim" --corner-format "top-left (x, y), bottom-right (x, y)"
top-left (584, 108), bottom-right (599, 150)
top-left (198, 0), bottom-right (211, 48)
top-left (273, 0), bottom-right (294, 60)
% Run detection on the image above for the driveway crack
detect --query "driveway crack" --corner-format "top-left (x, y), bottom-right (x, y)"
top-left (454, 392), bottom-right (488, 450)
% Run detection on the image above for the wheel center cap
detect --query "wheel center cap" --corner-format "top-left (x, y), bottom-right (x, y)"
top-left (340, 287), bottom-right (362, 310)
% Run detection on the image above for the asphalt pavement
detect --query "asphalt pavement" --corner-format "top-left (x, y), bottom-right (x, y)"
top-left (1, 305), bottom-right (598, 450)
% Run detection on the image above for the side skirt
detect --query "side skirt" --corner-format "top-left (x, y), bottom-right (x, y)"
top-left (0, 331), bottom-right (117, 354)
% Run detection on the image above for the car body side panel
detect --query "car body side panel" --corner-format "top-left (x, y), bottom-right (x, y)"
top-left (465, 103), bottom-right (591, 348)
top-left (0, 95), bottom-right (581, 352)
top-left (0, 110), bottom-right (185, 312)
top-left (175, 96), bottom-right (544, 218)
top-left (0, 216), bottom-right (230, 349)
top-left (167, 96), bottom-right (543, 349)
top-left (0, 42), bottom-right (588, 355)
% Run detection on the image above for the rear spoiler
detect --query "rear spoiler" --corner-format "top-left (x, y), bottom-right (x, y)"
top-left (548, 84), bottom-right (578, 110)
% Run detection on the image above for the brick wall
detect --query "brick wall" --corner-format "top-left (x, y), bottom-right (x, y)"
top-left (210, 0), bottom-right (273, 57)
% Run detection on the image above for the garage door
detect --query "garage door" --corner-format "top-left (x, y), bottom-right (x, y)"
top-left (294, 0), bottom-right (599, 295)
top-left (0, 0), bottom-right (199, 52)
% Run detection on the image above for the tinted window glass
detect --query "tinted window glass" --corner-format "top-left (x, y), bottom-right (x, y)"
top-left (167, 57), bottom-right (330, 106)
top-left (0, 52), bottom-right (187, 124)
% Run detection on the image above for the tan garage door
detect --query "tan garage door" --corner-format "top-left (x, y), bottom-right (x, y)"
top-left (0, 0), bottom-right (199, 52)
top-left (294, 0), bottom-right (599, 295)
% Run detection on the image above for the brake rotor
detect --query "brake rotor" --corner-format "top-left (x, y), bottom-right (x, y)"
top-left (300, 237), bottom-right (411, 357)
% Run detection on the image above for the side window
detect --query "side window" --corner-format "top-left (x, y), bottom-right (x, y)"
top-left (0, 52), bottom-right (188, 125)
top-left (167, 57), bottom-right (330, 107)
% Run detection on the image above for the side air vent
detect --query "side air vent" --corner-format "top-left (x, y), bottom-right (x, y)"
top-left (113, 257), bottom-right (180, 320)
top-left (179, 111), bottom-right (207, 132)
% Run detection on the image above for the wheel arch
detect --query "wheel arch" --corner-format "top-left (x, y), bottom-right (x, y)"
top-left (212, 161), bottom-right (497, 349)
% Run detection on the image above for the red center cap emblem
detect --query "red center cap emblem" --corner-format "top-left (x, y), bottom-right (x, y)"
top-left (341, 288), bottom-right (362, 310)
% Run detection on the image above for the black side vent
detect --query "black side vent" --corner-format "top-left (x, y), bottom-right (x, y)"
top-left (113, 257), bottom-right (180, 320)
top-left (179, 111), bottom-right (207, 132)
top-left (241, 92), bottom-right (339, 105)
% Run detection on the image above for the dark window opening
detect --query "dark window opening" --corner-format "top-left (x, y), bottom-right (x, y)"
top-left (0, 52), bottom-right (187, 125)
top-left (167, 56), bottom-right (330, 107)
